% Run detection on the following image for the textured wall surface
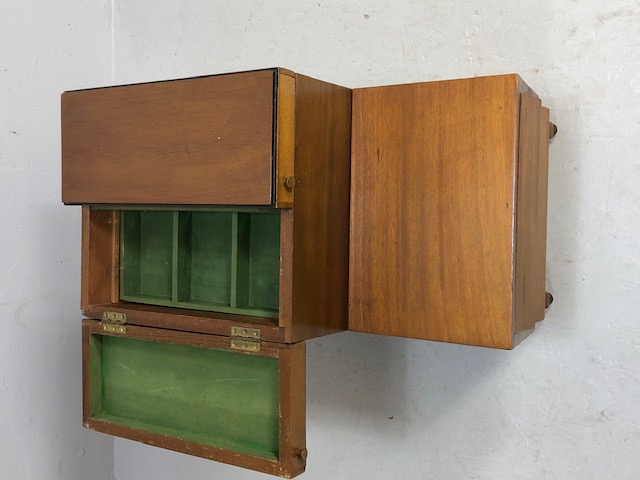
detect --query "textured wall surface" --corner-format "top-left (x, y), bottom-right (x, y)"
top-left (115, 0), bottom-right (640, 480)
top-left (0, 1), bottom-right (114, 479)
top-left (111, 1), bottom-right (640, 479)
top-left (4, 1), bottom-right (639, 479)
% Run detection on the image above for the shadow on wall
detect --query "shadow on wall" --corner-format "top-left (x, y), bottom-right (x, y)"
top-left (304, 117), bottom-right (568, 443)
top-left (306, 330), bottom-right (506, 439)
top-left (1, 204), bottom-right (113, 479)
top-left (545, 108), bottom-right (580, 325)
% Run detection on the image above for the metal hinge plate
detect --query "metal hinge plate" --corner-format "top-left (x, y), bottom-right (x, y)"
top-left (102, 311), bottom-right (127, 334)
top-left (230, 326), bottom-right (261, 352)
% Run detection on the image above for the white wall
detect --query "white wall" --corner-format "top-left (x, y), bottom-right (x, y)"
top-left (112, 1), bottom-right (640, 479)
top-left (4, 1), bottom-right (639, 479)
top-left (0, 1), bottom-right (114, 479)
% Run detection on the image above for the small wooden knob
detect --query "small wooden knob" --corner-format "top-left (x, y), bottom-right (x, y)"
top-left (283, 176), bottom-right (296, 191)
top-left (295, 448), bottom-right (308, 463)
top-left (549, 122), bottom-right (558, 140)
top-left (545, 292), bottom-right (554, 308)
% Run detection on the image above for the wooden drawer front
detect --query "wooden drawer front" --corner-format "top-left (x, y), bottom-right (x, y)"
top-left (63, 70), bottom-right (276, 205)
top-left (82, 320), bottom-right (306, 478)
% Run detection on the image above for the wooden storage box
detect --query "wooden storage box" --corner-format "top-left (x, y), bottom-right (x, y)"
top-left (63, 68), bottom-right (352, 477)
top-left (64, 68), bottom-right (292, 207)
top-left (349, 74), bottom-right (552, 349)
top-left (82, 319), bottom-right (306, 478)
top-left (65, 68), bottom-right (352, 344)
top-left (64, 68), bottom-right (554, 477)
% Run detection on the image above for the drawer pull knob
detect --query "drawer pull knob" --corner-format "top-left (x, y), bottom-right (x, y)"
top-left (283, 176), bottom-right (296, 191)
top-left (296, 448), bottom-right (308, 462)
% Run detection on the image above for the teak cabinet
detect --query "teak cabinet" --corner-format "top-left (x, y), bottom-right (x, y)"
top-left (62, 68), bottom-right (554, 477)
top-left (349, 74), bottom-right (552, 349)
top-left (63, 68), bottom-right (351, 478)
top-left (66, 68), bottom-right (352, 345)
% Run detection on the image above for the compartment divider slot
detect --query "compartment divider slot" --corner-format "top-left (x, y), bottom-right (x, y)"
top-left (119, 209), bottom-right (280, 319)
top-left (172, 211), bottom-right (180, 303)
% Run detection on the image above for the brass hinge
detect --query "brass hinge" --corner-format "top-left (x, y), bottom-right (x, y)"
top-left (102, 311), bottom-right (126, 334)
top-left (230, 326), bottom-right (261, 352)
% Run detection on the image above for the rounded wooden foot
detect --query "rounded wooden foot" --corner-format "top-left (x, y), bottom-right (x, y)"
top-left (545, 292), bottom-right (554, 308)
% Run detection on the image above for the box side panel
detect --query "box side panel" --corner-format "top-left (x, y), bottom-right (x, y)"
top-left (62, 70), bottom-right (275, 205)
top-left (278, 342), bottom-right (306, 477)
top-left (82, 320), bottom-right (94, 424)
top-left (83, 302), bottom-right (287, 343)
top-left (275, 73), bottom-right (296, 207)
top-left (514, 95), bottom-right (550, 336)
top-left (81, 207), bottom-right (119, 310)
top-left (288, 75), bottom-right (352, 342)
top-left (278, 210), bottom-right (294, 332)
top-left (349, 75), bottom-right (519, 349)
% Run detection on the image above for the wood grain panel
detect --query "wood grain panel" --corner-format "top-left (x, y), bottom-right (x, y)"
top-left (278, 209), bottom-right (294, 331)
top-left (81, 207), bottom-right (118, 310)
top-left (83, 302), bottom-right (286, 344)
top-left (287, 74), bottom-right (352, 342)
top-left (86, 419), bottom-right (283, 476)
top-left (63, 70), bottom-right (275, 205)
top-left (275, 73), bottom-right (296, 207)
top-left (349, 75), bottom-right (521, 349)
top-left (83, 318), bottom-right (282, 356)
top-left (514, 95), bottom-right (550, 337)
top-left (278, 342), bottom-right (306, 477)
top-left (82, 320), bottom-right (92, 424)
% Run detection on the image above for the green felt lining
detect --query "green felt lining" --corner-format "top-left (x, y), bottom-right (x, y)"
top-left (90, 334), bottom-right (280, 459)
top-left (120, 209), bottom-right (280, 318)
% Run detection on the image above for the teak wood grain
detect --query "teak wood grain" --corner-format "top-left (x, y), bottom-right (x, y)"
top-left (275, 72), bottom-right (296, 208)
top-left (286, 74), bottom-right (352, 342)
top-left (82, 319), bottom-right (306, 478)
top-left (349, 74), bottom-right (551, 349)
top-left (81, 206), bottom-right (118, 310)
top-left (77, 71), bottom-right (351, 344)
top-left (514, 94), bottom-right (550, 336)
top-left (278, 341), bottom-right (307, 477)
top-left (63, 70), bottom-right (276, 205)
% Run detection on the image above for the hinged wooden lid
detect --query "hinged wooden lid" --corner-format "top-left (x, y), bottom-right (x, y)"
top-left (82, 319), bottom-right (306, 477)
top-left (62, 69), bottom-right (277, 206)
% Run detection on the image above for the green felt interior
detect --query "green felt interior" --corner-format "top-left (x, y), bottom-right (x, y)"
top-left (90, 334), bottom-right (280, 459)
top-left (119, 210), bottom-right (280, 318)
top-left (179, 212), bottom-right (233, 305)
top-left (244, 213), bottom-right (281, 310)
top-left (121, 211), bottom-right (173, 300)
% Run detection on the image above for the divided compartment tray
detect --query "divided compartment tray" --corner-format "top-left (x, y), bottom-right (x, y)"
top-left (82, 319), bottom-right (306, 478)
top-left (120, 209), bottom-right (281, 318)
